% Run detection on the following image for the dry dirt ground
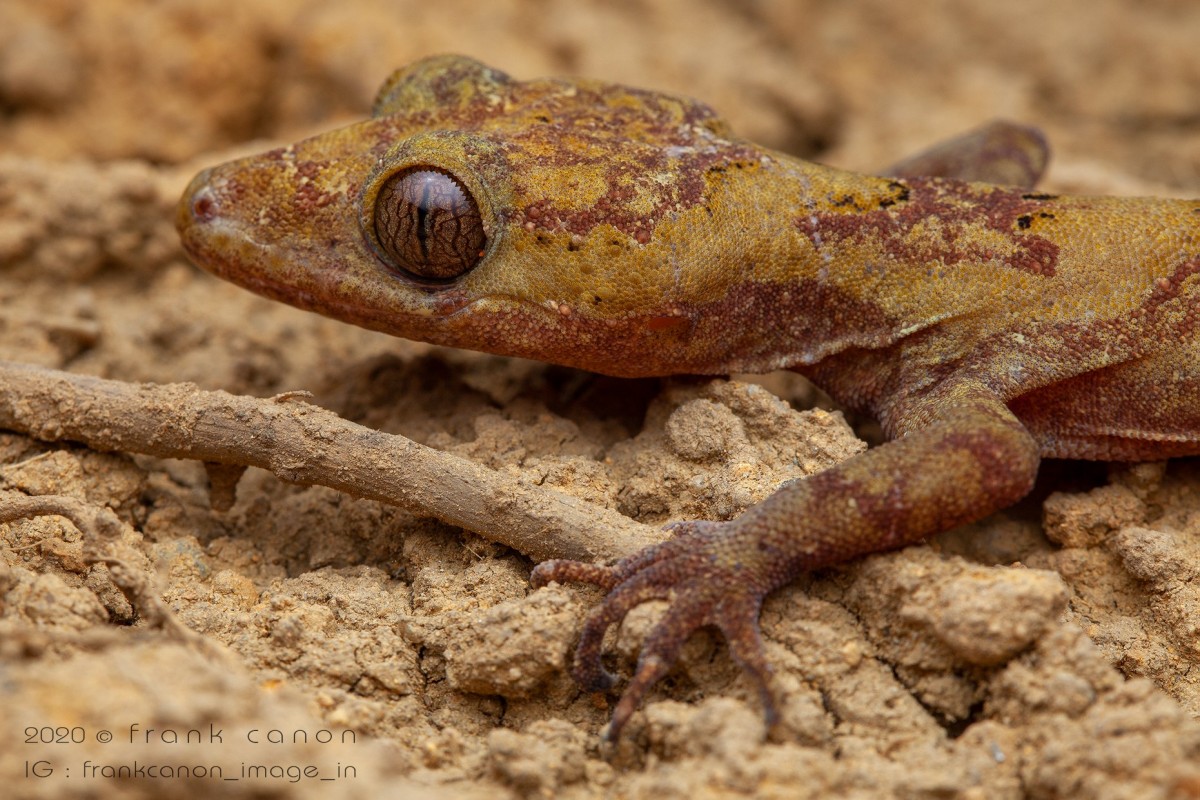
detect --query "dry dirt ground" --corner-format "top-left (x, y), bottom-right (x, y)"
top-left (4, 1), bottom-right (1200, 798)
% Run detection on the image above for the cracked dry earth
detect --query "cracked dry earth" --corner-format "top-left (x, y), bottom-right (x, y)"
top-left (5, 1), bottom-right (1200, 798)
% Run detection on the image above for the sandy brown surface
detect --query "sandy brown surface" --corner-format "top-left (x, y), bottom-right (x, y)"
top-left (4, 1), bottom-right (1200, 798)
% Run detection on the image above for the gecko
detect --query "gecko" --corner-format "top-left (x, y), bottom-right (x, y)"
top-left (176, 55), bottom-right (1200, 741)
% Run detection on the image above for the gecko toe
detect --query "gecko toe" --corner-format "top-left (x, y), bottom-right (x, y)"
top-left (537, 518), bottom-right (781, 739)
top-left (570, 559), bottom-right (684, 691)
top-left (715, 594), bottom-right (778, 728)
top-left (602, 580), bottom-right (723, 741)
top-left (531, 559), bottom-right (619, 590)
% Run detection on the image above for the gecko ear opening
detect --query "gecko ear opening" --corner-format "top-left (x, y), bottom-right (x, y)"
top-left (370, 166), bottom-right (487, 282)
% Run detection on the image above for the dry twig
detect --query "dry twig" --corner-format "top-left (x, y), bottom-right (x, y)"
top-left (0, 360), bottom-right (660, 563)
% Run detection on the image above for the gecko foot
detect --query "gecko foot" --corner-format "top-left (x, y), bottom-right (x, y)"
top-left (531, 520), bottom-right (780, 741)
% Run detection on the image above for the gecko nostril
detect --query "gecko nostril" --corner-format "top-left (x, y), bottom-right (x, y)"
top-left (191, 187), bottom-right (218, 222)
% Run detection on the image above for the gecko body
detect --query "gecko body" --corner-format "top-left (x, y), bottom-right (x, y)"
top-left (178, 55), bottom-right (1200, 739)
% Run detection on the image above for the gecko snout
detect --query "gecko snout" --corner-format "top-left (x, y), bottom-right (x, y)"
top-left (178, 167), bottom-right (220, 228)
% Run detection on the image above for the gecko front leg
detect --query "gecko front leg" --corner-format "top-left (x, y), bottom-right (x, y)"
top-left (532, 386), bottom-right (1040, 740)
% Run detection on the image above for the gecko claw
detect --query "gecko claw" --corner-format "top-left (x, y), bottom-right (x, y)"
top-left (533, 520), bottom-right (780, 739)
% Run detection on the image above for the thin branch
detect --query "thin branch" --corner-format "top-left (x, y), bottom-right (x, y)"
top-left (0, 360), bottom-right (661, 563)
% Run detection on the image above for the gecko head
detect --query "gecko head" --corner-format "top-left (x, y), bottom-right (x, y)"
top-left (178, 55), bottom-right (786, 377)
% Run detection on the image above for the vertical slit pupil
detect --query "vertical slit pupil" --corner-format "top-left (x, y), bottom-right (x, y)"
top-left (415, 183), bottom-right (431, 263)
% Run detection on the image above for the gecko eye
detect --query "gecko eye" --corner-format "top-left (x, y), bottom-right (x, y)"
top-left (372, 166), bottom-right (486, 281)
